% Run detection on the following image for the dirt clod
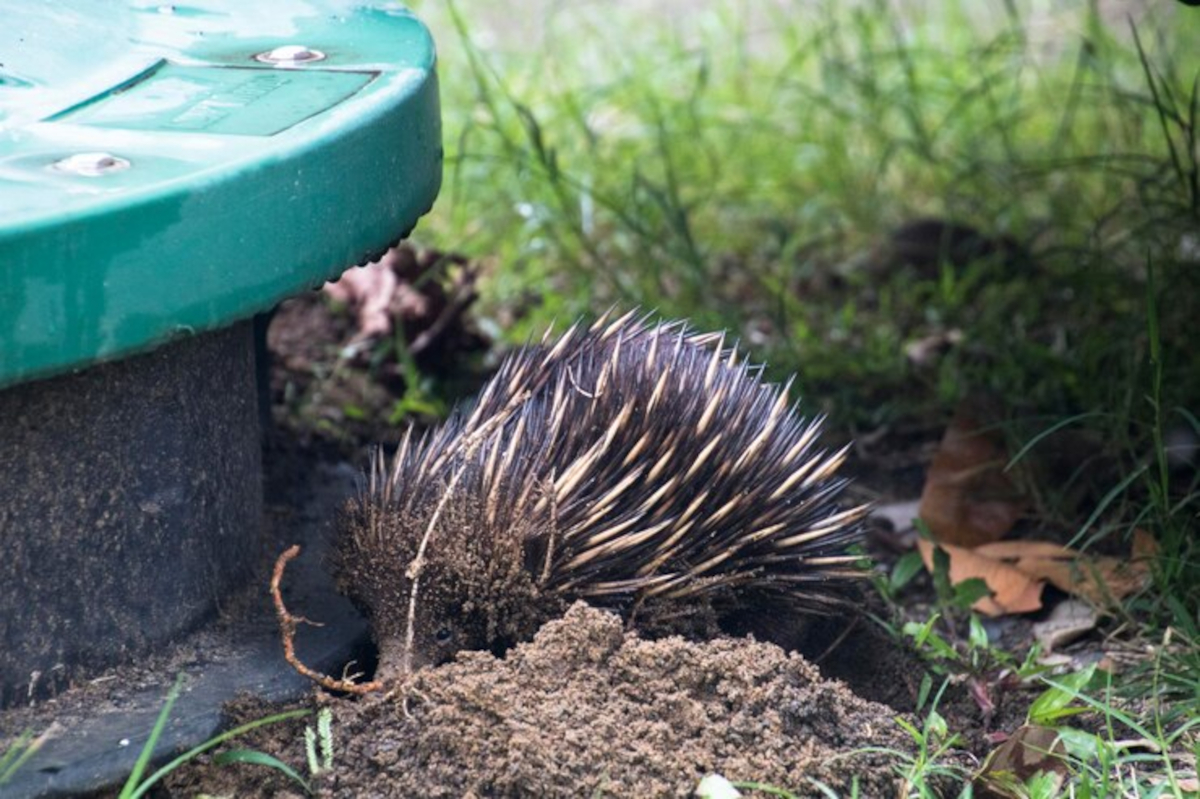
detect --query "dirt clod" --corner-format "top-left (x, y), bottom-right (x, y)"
top-left (317, 602), bottom-right (910, 797)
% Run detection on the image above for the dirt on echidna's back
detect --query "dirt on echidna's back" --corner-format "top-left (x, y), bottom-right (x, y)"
top-left (312, 602), bottom-right (911, 797)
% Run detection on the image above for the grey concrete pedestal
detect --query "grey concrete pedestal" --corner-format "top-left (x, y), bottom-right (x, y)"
top-left (0, 323), bottom-right (261, 707)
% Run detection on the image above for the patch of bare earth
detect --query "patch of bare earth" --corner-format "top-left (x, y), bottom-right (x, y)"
top-left (162, 605), bottom-right (915, 798)
top-left (327, 603), bottom-right (909, 797)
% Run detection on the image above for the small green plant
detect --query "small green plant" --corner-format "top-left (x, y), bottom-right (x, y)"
top-left (1027, 663), bottom-right (1099, 727)
top-left (210, 703), bottom-right (334, 793)
top-left (892, 681), bottom-right (968, 796)
top-left (804, 678), bottom-right (972, 798)
top-left (116, 675), bottom-right (311, 799)
top-left (1033, 663), bottom-right (1200, 797)
top-left (304, 706), bottom-right (334, 777)
top-left (211, 748), bottom-right (312, 794)
top-left (894, 522), bottom-right (1020, 682)
top-left (0, 727), bottom-right (48, 787)
top-left (386, 323), bottom-right (449, 425)
top-left (731, 780), bottom-right (803, 798)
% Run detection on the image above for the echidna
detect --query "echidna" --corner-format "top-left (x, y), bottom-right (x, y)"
top-left (324, 310), bottom-right (869, 681)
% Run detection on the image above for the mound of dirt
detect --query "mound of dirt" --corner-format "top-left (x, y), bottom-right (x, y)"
top-left (313, 602), bottom-right (910, 797)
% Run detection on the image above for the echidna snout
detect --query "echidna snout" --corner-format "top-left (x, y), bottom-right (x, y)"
top-left (336, 311), bottom-right (870, 677)
top-left (337, 493), bottom-right (561, 676)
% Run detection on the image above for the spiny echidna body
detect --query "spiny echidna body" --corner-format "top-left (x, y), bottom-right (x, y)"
top-left (336, 311), bottom-right (869, 678)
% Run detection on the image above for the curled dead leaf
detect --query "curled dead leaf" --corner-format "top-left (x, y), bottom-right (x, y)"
top-left (917, 539), bottom-right (1044, 616)
top-left (976, 532), bottom-right (1156, 608)
top-left (919, 403), bottom-right (1025, 547)
top-left (917, 532), bottom-right (1159, 618)
top-left (975, 725), bottom-right (1067, 799)
top-left (324, 257), bottom-right (400, 343)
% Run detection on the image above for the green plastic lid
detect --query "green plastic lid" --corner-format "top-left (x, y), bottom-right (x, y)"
top-left (0, 1), bottom-right (442, 388)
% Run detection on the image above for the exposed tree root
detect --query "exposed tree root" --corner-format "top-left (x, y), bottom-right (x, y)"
top-left (272, 545), bottom-right (383, 695)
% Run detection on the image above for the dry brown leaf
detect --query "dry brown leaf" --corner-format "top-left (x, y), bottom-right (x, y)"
top-left (1015, 556), bottom-right (1150, 607)
top-left (978, 534), bottom-right (1156, 607)
top-left (324, 258), bottom-right (398, 342)
top-left (1031, 599), bottom-right (1099, 653)
top-left (921, 533), bottom-right (1158, 615)
top-left (973, 540), bottom-right (1072, 559)
top-left (1131, 528), bottom-right (1160, 559)
top-left (919, 403), bottom-right (1025, 547)
top-left (917, 539), bottom-right (1044, 616)
top-left (975, 725), bottom-right (1067, 799)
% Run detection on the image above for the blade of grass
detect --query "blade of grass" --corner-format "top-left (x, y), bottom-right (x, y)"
top-left (126, 708), bottom-right (311, 799)
top-left (213, 748), bottom-right (311, 794)
top-left (118, 674), bottom-right (184, 799)
top-left (0, 729), bottom-right (43, 786)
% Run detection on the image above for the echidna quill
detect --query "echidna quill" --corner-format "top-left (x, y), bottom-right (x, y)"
top-left (273, 310), bottom-right (870, 689)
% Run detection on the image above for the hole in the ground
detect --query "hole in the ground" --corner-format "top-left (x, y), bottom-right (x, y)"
top-left (799, 616), bottom-right (926, 712)
top-left (721, 597), bottom-right (928, 713)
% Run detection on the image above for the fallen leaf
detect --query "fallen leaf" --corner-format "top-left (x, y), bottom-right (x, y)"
top-left (919, 403), bottom-right (1025, 547)
top-left (917, 539), bottom-right (1044, 616)
top-left (1015, 556), bottom-right (1146, 606)
top-left (1031, 599), bottom-right (1099, 653)
top-left (974, 540), bottom-right (1073, 560)
top-left (975, 725), bottom-right (1068, 799)
top-left (324, 258), bottom-right (398, 342)
top-left (905, 329), bottom-right (964, 368)
top-left (1131, 528), bottom-right (1159, 559)
top-left (976, 537), bottom-right (1156, 608)
top-left (968, 677), bottom-right (996, 715)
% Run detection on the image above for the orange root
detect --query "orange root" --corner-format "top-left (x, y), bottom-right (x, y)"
top-left (271, 545), bottom-right (383, 695)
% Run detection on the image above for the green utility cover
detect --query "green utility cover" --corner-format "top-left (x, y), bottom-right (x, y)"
top-left (0, 1), bottom-right (442, 389)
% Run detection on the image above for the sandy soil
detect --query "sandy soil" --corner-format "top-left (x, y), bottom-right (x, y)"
top-left (164, 603), bottom-right (919, 798)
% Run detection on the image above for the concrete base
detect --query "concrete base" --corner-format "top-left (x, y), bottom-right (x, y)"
top-left (0, 458), bottom-right (369, 799)
top-left (0, 323), bottom-right (261, 707)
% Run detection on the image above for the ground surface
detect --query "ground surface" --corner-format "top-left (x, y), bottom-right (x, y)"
top-left (142, 261), bottom-right (1000, 798)
top-left (164, 604), bottom-right (922, 798)
top-left (6, 241), bottom-right (1173, 798)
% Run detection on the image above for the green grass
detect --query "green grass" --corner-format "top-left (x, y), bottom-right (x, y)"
top-left (406, 0), bottom-right (1198, 493)
top-left (406, 0), bottom-right (1199, 585)
top-left (410, 0), bottom-right (1197, 408)
top-left (0, 727), bottom-right (47, 787)
top-left (389, 1), bottom-right (1200, 794)
top-left (116, 676), bottom-right (313, 799)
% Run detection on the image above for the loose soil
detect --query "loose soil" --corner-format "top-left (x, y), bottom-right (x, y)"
top-left (163, 604), bottom-right (923, 798)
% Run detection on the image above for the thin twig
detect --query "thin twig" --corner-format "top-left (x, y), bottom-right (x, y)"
top-left (402, 462), bottom-right (468, 674)
top-left (539, 469), bottom-right (559, 587)
top-left (812, 614), bottom-right (862, 666)
top-left (272, 545), bottom-right (383, 695)
top-left (408, 263), bottom-right (479, 357)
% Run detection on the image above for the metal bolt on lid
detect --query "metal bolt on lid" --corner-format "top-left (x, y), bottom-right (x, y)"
top-left (51, 152), bottom-right (132, 176)
top-left (255, 44), bottom-right (326, 64)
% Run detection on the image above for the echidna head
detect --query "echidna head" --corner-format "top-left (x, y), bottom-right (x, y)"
top-left (337, 494), bottom-right (561, 678)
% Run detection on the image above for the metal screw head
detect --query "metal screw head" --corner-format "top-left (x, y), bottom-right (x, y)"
top-left (51, 152), bottom-right (131, 176)
top-left (254, 45), bottom-right (326, 65)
